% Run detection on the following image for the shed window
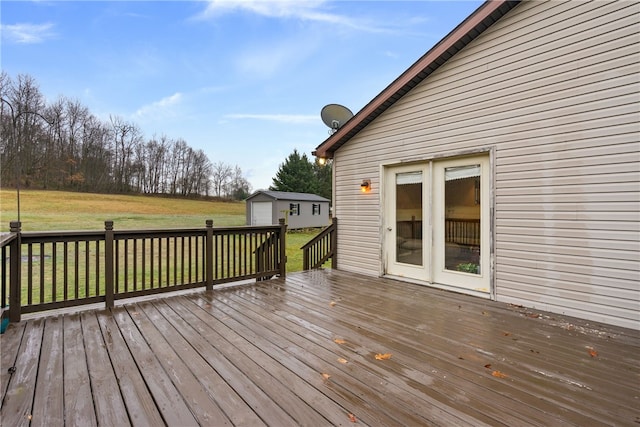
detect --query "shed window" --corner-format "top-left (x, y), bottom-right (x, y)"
top-left (312, 204), bottom-right (321, 215)
top-left (289, 203), bottom-right (300, 216)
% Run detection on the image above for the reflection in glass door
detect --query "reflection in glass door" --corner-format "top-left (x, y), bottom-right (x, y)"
top-left (384, 164), bottom-right (428, 279)
top-left (396, 171), bottom-right (423, 266)
top-left (444, 165), bottom-right (481, 274)
top-left (433, 156), bottom-right (489, 294)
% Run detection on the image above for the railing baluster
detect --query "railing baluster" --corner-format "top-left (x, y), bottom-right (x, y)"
top-left (85, 241), bottom-right (90, 298)
top-left (64, 242), bottom-right (69, 301)
top-left (27, 244), bottom-right (33, 305)
top-left (52, 242), bottom-right (57, 302)
top-left (133, 239), bottom-right (138, 291)
top-left (105, 221), bottom-right (114, 309)
top-left (142, 238), bottom-right (147, 290)
top-left (74, 241), bottom-right (79, 300)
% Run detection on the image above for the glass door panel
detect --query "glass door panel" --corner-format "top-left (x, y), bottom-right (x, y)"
top-left (384, 164), bottom-right (429, 279)
top-left (396, 171), bottom-right (422, 266)
top-left (444, 165), bottom-right (481, 274)
top-left (433, 156), bottom-right (489, 293)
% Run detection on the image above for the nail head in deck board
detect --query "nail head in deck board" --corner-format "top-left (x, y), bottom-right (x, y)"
top-left (111, 307), bottom-right (200, 427)
top-left (0, 322), bottom-right (27, 403)
top-left (31, 316), bottom-right (64, 426)
top-left (80, 311), bottom-right (131, 426)
top-left (127, 301), bottom-right (233, 426)
top-left (95, 310), bottom-right (165, 427)
top-left (63, 313), bottom-right (98, 427)
top-left (0, 318), bottom-right (45, 426)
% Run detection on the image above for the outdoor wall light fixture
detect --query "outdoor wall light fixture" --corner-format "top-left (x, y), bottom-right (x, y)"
top-left (317, 157), bottom-right (326, 166)
top-left (361, 179), bottom-right (371, 193)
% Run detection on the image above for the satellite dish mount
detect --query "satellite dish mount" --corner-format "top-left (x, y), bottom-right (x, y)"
top-left (321, 104), bottom-right (353, 135)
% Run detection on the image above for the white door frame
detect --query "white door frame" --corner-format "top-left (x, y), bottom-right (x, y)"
top-left (381, 153), bottom-right (493, 298)
top-left (432, 156), bottom-right (491, 295)
top-left (382, 163), bottom-right (430, 280)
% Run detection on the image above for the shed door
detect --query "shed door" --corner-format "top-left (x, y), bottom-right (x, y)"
top-left (252, 202), bottom-right (272, 225)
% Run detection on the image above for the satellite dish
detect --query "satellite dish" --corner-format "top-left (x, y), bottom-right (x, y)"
top-left (321, 104), bottom-right (353, 134)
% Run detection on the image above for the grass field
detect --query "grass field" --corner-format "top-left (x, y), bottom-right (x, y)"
top-left (0, 189), bottom-right (320, 273)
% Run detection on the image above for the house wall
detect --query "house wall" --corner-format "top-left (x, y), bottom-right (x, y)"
top-left (332, 0), bottom-right (639, 329)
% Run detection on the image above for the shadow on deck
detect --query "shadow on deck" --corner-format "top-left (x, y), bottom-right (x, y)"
top-left (1, 269), bottom-right (639, 426)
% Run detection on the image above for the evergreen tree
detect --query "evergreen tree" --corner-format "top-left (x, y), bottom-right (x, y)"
top-left (270, 149), bottom-right (318, 194)
top-left (313, 158), bottom-right (332, 200)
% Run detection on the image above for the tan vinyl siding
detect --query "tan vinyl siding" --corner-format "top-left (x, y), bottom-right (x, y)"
top-left (333, 0), bottom-right (639, 329)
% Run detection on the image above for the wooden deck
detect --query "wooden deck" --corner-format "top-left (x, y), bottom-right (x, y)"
top-left (1, 269), bottom-right (639, 426)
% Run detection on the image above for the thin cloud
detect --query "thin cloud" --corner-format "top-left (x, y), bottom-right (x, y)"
top-left (134, 92), bottom-right (183, 119)
top-left (1, 22), bottom-right (56, 44)
top-left (198, 0), bottom-right (398, 34)
top-left (225, 113), bottom-right (317, 124)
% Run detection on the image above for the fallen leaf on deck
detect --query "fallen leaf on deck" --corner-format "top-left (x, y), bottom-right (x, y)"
top-left (330, 301), bottom-right (337, 307)
top-left (375, 353), bottom-right (392, 360)
top-left (492, 370), bottom-right (508, 378)
top-left (527, 313), bottom-right (540, 319)
top-left (484, 364), bottom-right (492, 369)
top-left (587, 347), bottom-right (598, 358)
top-left (348, 413), bottom-right (357, 423)
top-left (482, 311), bottom-right (488, 316)
top-left (503, 332), bottom-right (511, 336)
top-left (322, 373), bottom-right (331, 380)
top-left (334, 338), bottom-right (346, 345)
top-left (338, 358), bottom-right (348, 364)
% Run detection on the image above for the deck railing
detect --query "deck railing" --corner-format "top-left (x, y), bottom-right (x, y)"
top-left (445, 218), bottom-right (480, 246)
top-left (1, 219), bottom-right (286, 322)
top-left (301, 217), bottom-right (337, 270)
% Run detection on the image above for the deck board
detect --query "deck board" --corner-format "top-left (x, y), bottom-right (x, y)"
top-left (31, 316), bottom-right (64, 427)
top-left (95, 310), bottom-right (165, 427)
top-left (81, 311), bottom-right (131, 426)
top-left (62, 313), bottom-right (97, 427)
top-left (1, 269), bottom-right (639, 426)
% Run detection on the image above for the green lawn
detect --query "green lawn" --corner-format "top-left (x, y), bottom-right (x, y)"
top-left (1, 188), bottom-right (320, 273)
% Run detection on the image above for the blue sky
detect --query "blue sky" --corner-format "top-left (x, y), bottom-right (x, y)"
top-left (2, 0), bottom-right (482, 191)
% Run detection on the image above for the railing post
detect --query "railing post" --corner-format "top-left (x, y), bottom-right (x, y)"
top-left (331, 217), bottom-right (338, 269)
top-left (206, 220), bottom-right (214, 290)
top-left (9, 221), bottom-right (21, 323)
top-left (278, 218), bottom-right (287, 278)
top-left (105, 220), bottom-right (114, 310)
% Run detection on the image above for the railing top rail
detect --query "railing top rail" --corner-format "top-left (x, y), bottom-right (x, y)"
top-left (0, 232), bottom-right (17, 248)
top-left (300, 220), bottom-right (336, 251)
top-left (19, 230), bottom-right (104, 240)
top-left (14, 224), bottom-right (284, 239)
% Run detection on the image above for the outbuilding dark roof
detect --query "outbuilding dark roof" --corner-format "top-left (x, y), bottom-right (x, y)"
top-left (246, 190), bottom-right (330, 202)
top-left (313, 0), bottom-right (520, 159)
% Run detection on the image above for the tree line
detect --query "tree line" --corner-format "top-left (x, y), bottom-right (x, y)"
top-left (0, 72), bottom-right (251, 199)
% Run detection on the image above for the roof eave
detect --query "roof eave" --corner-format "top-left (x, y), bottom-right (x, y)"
top-left (313, 0), bottom-right (520, 159)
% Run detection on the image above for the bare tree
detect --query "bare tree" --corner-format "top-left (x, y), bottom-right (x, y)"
top-left (211, 161), bottom-right (232, 198)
